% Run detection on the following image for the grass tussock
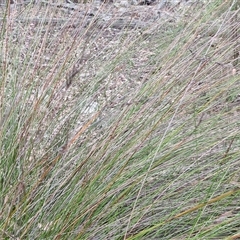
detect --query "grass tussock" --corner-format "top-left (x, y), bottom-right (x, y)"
top-left (0, 0), bottom-right (240, 239)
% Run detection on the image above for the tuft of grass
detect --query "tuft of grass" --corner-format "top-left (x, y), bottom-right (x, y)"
top-left (0, 0), bottom-right (239, 239)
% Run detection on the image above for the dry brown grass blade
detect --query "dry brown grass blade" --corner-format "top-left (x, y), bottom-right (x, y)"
top-left (66, 110), bottom-right (100, 149)
top-left (127, 187), bottom-right (240, 239)
top-left (226, 232), bottom-right (240, 240)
